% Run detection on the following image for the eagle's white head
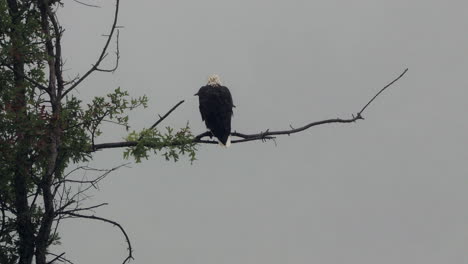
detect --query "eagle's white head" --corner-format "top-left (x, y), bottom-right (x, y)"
top-left (207, 74), bottom-right (222, 86)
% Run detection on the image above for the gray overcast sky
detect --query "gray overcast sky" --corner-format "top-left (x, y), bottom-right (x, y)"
top-left (56, 0), bottom-right (467, 263)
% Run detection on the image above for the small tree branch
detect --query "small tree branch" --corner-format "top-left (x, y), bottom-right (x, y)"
top-left (95, 30), bottom-right (120, 72)
top-left (47, 252), bottom-right (74, 264)
top-left (62, 0), bottom-right (121, 97)
top-left (46, 252), bottom-right (65, 264)
top-left (57, 163), bottom-right (130, 206)
top-left (138, 100), bottom-right (185, 140)
top-left (92, 68), bottom-right (408, 151)
top-left (72, 0), bottom-right (101, 8)
top-left (358, 68), bottom-right (408, 115)
top-left (59, 212), bottom-right (133, 264)
top-left (57, 203), bottom-right (108, 215)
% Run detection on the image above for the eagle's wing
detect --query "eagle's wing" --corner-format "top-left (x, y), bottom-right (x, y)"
top-left (197, 86), bottom-right (210, 121)
top-left (218, 86), bottom-right (234, 114)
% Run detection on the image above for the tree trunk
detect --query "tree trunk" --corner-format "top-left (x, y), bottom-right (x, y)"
top-left (7, 0), bottom-right (36, 263)
top-left (35, 0), bottom-right (61, 263)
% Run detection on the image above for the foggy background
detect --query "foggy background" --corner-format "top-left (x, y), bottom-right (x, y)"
top-left (55, 0), bottom-right (467, 263)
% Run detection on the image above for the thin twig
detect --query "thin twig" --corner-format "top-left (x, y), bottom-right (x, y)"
top-left (358, 68), bottom-right (408, 115)
top-left (138, 100), bottom-right (185, 141)
top-left (46, 252), bottom-right (65, 264)
top-left (62, 0), bottom-right (120, 97)
top-left (47, 252), bottom-right (74, 264)
top-left (60, 212), bottom-right (133, 264)
top-left (58, 203), bottom-right (108, 215)
top-left (96, 30), bottom-right (120, 72)
top-left (72, 0), bottom-right (101, 8)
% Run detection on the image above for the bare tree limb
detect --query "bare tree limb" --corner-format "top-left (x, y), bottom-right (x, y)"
top-left (56, 164), bottom-right (131, 186)
top-left (47, 252), bottom-right (74, 264)
top-left (138, 100), bottom-right (185, 140)
top-left (72, 0), bottom-right (101, 8)
top-left (59, 212), bottom-right (133, 264)
top-left (358, 68), bottom-right (408, 114)
top-left (92, 68), bottom-right (409, 151)
top-left (57, 203), bottom-right (108, 215)
top-left (95, 30), bottom-right (120, 72)
top-left (62, 0), bottom-right (121, 97)
top-left (46, 252), bottom-right (65, 264)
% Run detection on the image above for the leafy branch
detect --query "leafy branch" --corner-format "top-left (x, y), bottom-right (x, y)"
top-left (93, 68), bottom-right (409, 160)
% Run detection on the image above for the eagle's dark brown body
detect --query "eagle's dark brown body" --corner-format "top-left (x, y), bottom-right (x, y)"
top-left (195, 80), bottom-right (234, 146)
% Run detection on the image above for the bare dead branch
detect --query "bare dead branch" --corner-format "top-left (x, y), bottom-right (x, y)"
top-left (72, 0), bottom-right (101, 8)
top-left (54, 200), bottom-right (76, 215)
top-left (47, 252), bottom-right (74, 264)
top-left (92, 68), bottom-right (409, 151)
top-left (95, 30), bottom-right (120, 72)
top-left (59, 212), bottom-right (133, 264)
top-left (59, 163), bottom-right (130, 206)
top-left (358, 68), bottom-right (408, 114)
top-left (62, 0), bottom-right (121, 97)
top-left (63, 72), bottom-right (82, 87)
top-left (138, 100), bottom-right (185, 140)
top-left (46, 252), bottom-right (65, 264)
top-left (58, 203), bottom-right (108, 215)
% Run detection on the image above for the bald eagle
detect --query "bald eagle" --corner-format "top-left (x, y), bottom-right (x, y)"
top-left (195, 75), bottom-right (234, 147)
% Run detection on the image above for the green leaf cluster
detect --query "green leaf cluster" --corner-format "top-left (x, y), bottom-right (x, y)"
top-left (124, 123), bottom-right (197, 163)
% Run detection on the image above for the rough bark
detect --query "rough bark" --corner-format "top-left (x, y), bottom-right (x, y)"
top-left (34, 1), bottom-right (61, 263)
top-left (7, 0), bottom-right (36, 263)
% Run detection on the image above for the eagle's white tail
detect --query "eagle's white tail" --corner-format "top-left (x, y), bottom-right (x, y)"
top-left (219, 135), bottom-right (231, 148)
